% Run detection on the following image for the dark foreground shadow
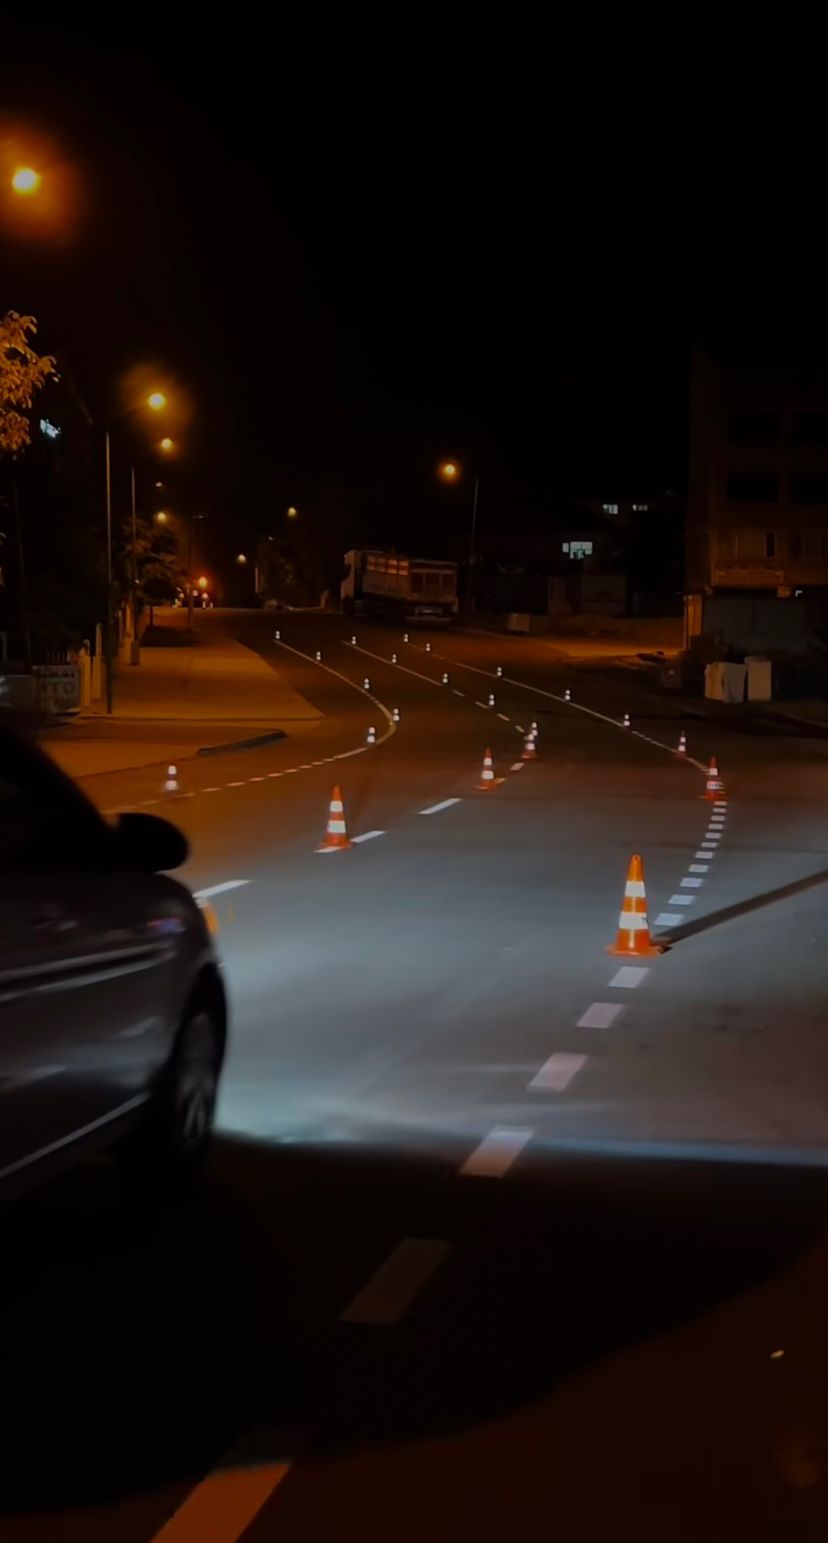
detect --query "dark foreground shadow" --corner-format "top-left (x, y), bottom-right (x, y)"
top-left (0, 1132), bottom-right (826, 1519)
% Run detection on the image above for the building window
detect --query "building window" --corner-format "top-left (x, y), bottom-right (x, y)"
top-left (726, 470), bottom-right (779, 502)
top-left (728, 410), bottom-right (780, 444)
top-left (730, 530), bottom-right (777, 560)
top-left (602, 503), bottom-right (618, 515)
top-left (562, 539), bottom-right (593, 560)
top-left (632, 503), bottom-right (649, 512)
top-left (792, 411), bottom-right (828, 446)
top-left (792, 472), bottom-right (828, 503)
top-left (790, 531), bottom-right (828, 560)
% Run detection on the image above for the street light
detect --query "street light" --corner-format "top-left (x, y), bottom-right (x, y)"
top-left (438, 459), bottom-right (479, 611)
top-left (197, 575), bottom-right (208, 589)
top-left (154, 510), bottom-right (168, 523)
top-left (147, 391), bottom-right (167, 411)
top-left (286, 505), bottom-right (298, 519)
top-left (236, 552), bottom-right (248, 564)
top-left (159, 436), bottom-right (174, 452)
top-left (11, 166), bottom-right (40, 195)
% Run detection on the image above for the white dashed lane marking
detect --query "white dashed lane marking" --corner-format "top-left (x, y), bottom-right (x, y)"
top-left (529, 1052), bottom-right (587, 1092)
top-left (193, 879), bottom-right (251, 900)
top-left (510, 762), bottom-right (524, 772)
top-left (577, 1002), bottom-right (622, 1028)
top-left (419, 798), bottom-right (461, 815)
top-left (340, 1239), bottom-right (452, 1326)
top-left (351, 830), bottom-right (385, 844)
top-left (656, 912), bottom-right (683, 927)
top-left (681, 877), bottom-right (704, 888)
top-left (227, 781), bottom-right (245, 788)
top-left (452, 689), bottom-right (465, 697)
top-left (669, 894), bottom-right (695, 906)
top-left (460, 1126), bottom-right (533, 1178)
top-left (689, 863), bottom-right (709, 873)
top-left (496, 712), bottom-right (511, 722)
top-left (608, 967), bottom-right (649, 989)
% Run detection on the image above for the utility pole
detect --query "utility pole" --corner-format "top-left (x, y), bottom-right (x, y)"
top-left (11, 474), bottom-right (32, 672)
top-left (129, 464), bottom-right (140, 664)
top-left (187, 513), bottom-right (194, 629)
top-left (104, 428), bottom-right (113, 713)
top-left (466, 473), bottom-right (479, 611)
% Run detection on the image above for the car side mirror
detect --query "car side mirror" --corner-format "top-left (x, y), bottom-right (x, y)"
top-left (113, 812), bottom-right (189, 872)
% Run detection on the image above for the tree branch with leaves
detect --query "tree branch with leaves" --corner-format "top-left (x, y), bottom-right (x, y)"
top-left (0, 312), bottom-right (56, 455)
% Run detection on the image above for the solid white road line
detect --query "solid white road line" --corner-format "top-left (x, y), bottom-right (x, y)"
top-left (419, 798), bottom-right (461, 815)
top-left (275, 638), bottom-right (396, 742)
top-left (681, 876), bottom-right (704, 888)
top-left (529, 1052), bottom-right (587, 1092)
top-left (351, 830), bottom-right (384, 843)
top-left (669, 894), bottom-right (695, 905)
top-left (689, 863), bottom-right (709, 873)
top-left (340, 1238), bottom-right (451, 1326)
top-left (151, 1456), bottom-right (291, 1542)
top-left (577, 1002), bottom-right (622, 1028)
top-left (193, 880), bottom-right (251, 900)
top-left (655, 912), bottom-right (683, 926)
top-left (460, 1126), bottom-right (533, 1178)
top-left (608, 966), bottom-right (649, 988)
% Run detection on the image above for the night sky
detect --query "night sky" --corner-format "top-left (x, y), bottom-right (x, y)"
top-left (2, 23), bottom-right (823, 560)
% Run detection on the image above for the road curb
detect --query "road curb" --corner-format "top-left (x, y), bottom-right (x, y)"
top-left (196, 729), bottom-right (287, 757)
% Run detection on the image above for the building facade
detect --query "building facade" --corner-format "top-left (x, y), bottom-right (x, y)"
top-left (687, 341), bottom-right (828, 609)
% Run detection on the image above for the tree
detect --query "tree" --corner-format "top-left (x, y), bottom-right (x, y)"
top-left (0, 312), bottom-right (56, 667)
top-left (119, 510), bottom-right (185, 624)
top-left (0, 312), bottom-right (56, 456)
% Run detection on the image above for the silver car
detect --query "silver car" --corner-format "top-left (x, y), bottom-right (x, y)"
top-left (0, 720), bottom-right (227, 1201)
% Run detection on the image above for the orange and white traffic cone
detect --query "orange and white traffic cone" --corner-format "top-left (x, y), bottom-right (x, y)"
top-left (366, 725), bottom-right (377, 744)
top-left (164, 764), bottom-right (180, 794)
top-left (476, 748), bottom-right (496, 791)
top-left (703, 757), bottom-right (725, 800)
top-left (622, 712), bottom-right (631, 729)
top-left (316, 785), bottom-right (352, 851)
top-left (607, 853), bottom-right (664, 958)
top-left (522, 732), bottom-right (536, 761)
top-left (676, 730), bottom-right (687, 756)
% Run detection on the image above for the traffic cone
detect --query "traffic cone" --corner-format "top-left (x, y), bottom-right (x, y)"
top-left (274, 629), bottom-right (281, 641)
top-left (392, 652), bottom-right (398, 664)
top-left (476, 748), bottom-right (496, 791)
top-left (164, 764), bottom-right (180, 794)
top-left (488, 692), bottom-right (496, 708)
top-left (703, 757), bottom-right (724, 800)
top-left (676, 730), bottom-right (687, 756)
top-left (530, 720), bottom-right (538, 736)
top-left (522, 732), bottom-right (536, 761)
top-left (496, 666), bottom-right (503, 678)
top-left (564, 688), bottom-right (571, 703)
top-left (363, 676), bottom-right (371, 691)
top-left (350, 634), bottom-right (357, 645)
top-left (622, 712), bottom-right (631, 729)
top-left (315, 650), bottom-right (322, 661)
top-left (403, 632), bottom-right (409, 643)
top-left (316, 786), bottom-right (352, 851)
top-left (392, 706), bottom-right (401, 723)
top-left (442, 671), bottom-right (449, 685)
top-left (366, 725), bottom-right (377, 744)
top-left (606, 854), bottom-right (664, 958)
top-left (425, 642), bottom-right (432, 652)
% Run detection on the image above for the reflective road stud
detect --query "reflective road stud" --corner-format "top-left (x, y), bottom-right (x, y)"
top-left (607, 854), bottom-right (663, 957)
top-left (316, 786), bottom-right (352, 851)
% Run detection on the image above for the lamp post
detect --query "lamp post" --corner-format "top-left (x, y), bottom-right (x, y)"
top-left (439, 460), bottom-right (479, 611)
top-left (103, 391), bottom-right (169, 711)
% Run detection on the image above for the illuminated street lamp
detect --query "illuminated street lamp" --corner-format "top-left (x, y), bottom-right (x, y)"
top-left (286, 505), bottom-right (298, 519)
top-left (197, 575), bottom-right (208, 589)
top-left (438, 458), bottom-right (479, 611)
top-left (154, 510), bottom-right (168, 523)
top-left (236, 552), bottom-right (248, 564)
top-left (147, 391), bottom-right (167, 411)
top-left (159, 436), bottom-right (174, 452)
top-left (11, 166), bottom-right (40, 195)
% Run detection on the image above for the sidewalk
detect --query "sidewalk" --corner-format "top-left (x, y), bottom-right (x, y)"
top-left (40, 609), bottom-right (321, 779)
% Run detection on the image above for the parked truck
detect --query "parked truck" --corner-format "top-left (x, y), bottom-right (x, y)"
top-left (341, 549), bottom-right (458, 625)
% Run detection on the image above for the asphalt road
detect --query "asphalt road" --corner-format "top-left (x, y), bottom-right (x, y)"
top-left (4, 610), bottom-right (828, 1541)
